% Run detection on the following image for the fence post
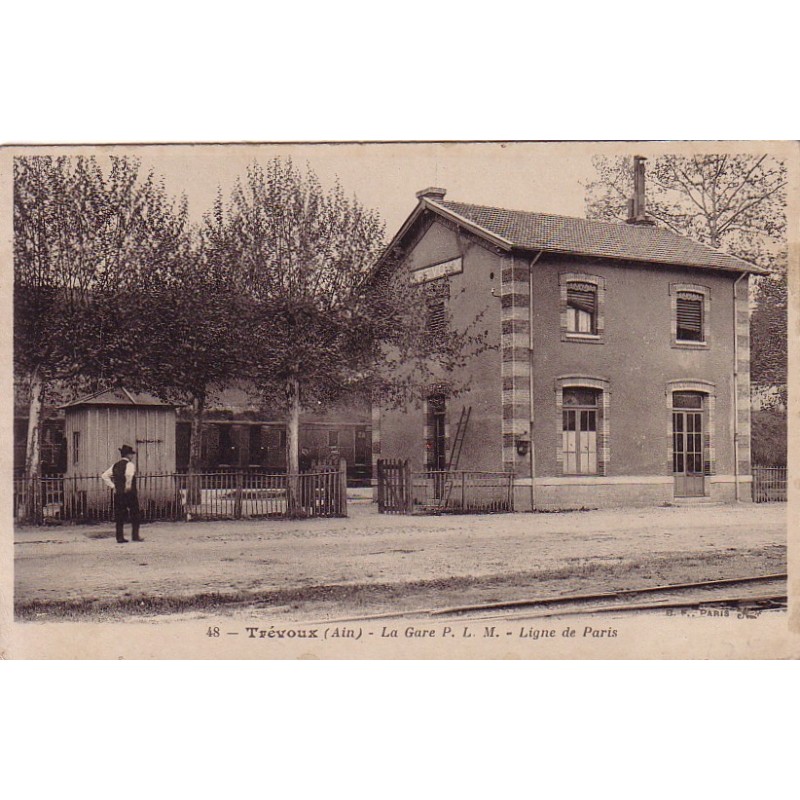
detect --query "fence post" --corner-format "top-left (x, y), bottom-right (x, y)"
top-left (338, 458), bottom-right (348, 517)
top-left (403, 459), bottom-right (411, 514)
top-left (376, 459), bottom-right (384, 513)
top-left (234, 470), bottom-right (244, 519)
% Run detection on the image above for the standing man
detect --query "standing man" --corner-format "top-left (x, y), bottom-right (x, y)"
top-left (101, 444), bottom-right (142, 543)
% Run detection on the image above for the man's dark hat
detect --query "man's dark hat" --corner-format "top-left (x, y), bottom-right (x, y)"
top-left (120, 444), bottom-right (136, 456)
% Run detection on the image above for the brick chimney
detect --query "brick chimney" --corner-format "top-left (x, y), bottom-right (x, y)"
top-left (416, 187), bottom-right (447, 202)
top-left (626, 156), bottom-right (655, 226)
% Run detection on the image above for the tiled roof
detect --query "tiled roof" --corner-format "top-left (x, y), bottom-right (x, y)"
top-left (434, 200), bottom-right (763, 274)
top-left (61, 388), bottom-right (176, 408)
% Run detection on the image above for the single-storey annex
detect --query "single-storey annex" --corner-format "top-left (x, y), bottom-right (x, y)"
top-left (374, 163), bottom-right (768, 510)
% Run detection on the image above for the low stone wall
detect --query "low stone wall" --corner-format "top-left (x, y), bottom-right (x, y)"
top-left (512, 475), bottom-right (752, 511)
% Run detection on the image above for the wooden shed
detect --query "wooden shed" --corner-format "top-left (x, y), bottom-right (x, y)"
top-left (61, 388), bottom-right (178, 515)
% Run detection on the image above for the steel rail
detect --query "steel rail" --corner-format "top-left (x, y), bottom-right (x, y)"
top-left (306, 573), bottom-right (787, 626)
top-left (429, 573), bottom-right (788, 617)
top-left (461, 593), bottom-right (787, 624)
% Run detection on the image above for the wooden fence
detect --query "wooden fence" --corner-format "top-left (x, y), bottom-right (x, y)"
top-left (751, 466), bottom-right (787, 503)
top-left (376, 459), bottom-right (514, 514)
top-left (376, 459), bottom-right (412, 514)
top-left (14, 462), bottom-right (348, 524)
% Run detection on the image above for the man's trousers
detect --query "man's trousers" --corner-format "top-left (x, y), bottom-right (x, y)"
top-left (114, 491), bottom-right (141, 540)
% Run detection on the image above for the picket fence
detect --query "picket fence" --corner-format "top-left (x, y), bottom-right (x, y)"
top-left (376, 459), bottom-right (514, 514)
top-left (14, 464), bottom-right (348, 524)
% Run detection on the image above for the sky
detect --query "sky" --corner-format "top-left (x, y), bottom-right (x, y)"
top-left (38, 142), bottom-right (600, 236)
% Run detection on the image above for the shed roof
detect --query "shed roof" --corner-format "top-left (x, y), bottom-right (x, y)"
top-left (61, 388), bottom-right (177, 409)
top-left (393, 195), bottom-right (768, 275)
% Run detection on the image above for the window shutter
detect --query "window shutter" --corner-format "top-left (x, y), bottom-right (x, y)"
top-left (567, 284), bottom-right (597, 315)
top-left (427, 300), bottom-right (446, 334)
top-left (425, 278), bottom-right (449, 335)
top-left (676, 295), bottom-right (703, 338)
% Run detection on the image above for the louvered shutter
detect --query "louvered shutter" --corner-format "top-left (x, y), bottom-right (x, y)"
top-left (676, 294), bottom-right (703, 340)
top-left (566, 282), bottom-right (597, 334)
top-left (427, 300), bottom-right (446, 334)
top-left (567, 284), bottom-right (597, 314)
top-left (426, 278), bottom-right (449, 335)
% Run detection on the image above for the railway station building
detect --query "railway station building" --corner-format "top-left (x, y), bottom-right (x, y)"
top-left (373, 163), bottom-right (767, 510)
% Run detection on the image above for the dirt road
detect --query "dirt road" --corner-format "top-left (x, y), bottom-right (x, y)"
top-left (14, 502), bottom-right (786, 621)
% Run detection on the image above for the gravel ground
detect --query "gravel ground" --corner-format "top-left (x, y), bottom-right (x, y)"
top-left (14, 501), bottom-right (787, 621)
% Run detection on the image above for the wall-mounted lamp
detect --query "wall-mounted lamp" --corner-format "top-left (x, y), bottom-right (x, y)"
top-left (516, 438), bottom-right (530, 457)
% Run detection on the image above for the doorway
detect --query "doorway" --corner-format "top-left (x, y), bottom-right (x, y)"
top-left (429, 395), bottom-right (447, 471)
top-left (672, 392), bottom-right (705, 497)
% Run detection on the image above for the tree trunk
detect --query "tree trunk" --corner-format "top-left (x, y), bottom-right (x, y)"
top-left (23, 370), bottom-right (45, 524)
top-left (285, 376), bottom-right (301, 514)
top-left (187, 394), bottom-right (205, 505)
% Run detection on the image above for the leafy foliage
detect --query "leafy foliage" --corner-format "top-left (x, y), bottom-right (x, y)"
top-left (13, 155), bottom-right (190, 512)
top-left (585, 155), bottom-right (786, 261)
top-left (14, 155), bottom-right (191, 393)
top-left (206, 159), bottom-right (490, 479)
top-left (750, 275), bottom-right (788, 408)
top-left (751, 409), bottom-right (787, 467)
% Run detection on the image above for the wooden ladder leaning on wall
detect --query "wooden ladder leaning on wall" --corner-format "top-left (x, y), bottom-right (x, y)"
top-left (438, 405), bottom-right (471, 509)
top-left (447, 405), bottom-right (471, 472)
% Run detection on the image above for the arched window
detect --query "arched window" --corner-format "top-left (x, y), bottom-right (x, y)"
top-left (566, 282), bottom-right (597, 334)
top-left (676, 292), bottom-right (704, 342)
top-left (560, 273), bottom-right (605, 343)
top-left (670, 284), bottom-right (710, 348)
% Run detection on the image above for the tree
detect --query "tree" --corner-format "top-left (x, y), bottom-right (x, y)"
top-left (208, 159), bottom-right (488, 512)
top-left (13, 155), bottom-right (188, 520)
top-left (749, 273), bottom-right (788, 408)
top-left (585, 154), bottom-right (788, 404)
top-left (141, 214), bottom-right (253, 483)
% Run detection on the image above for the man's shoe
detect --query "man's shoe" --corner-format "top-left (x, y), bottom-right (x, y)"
top-left (117, 538), bottom-right (129, 544)
top-left (132, 537), bottom-right (144, 542)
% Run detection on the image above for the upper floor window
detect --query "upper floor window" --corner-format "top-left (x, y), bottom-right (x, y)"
top-left (560, 273), bottom-right (605, 343)
top-left (670, 284), bottom-right (710, 349)
top-left (566, 282), bottom-right (598, 334)
top-left (676, 292), bottom-right (704, 342)
top-left (425, 278), bottom-right (449, 336)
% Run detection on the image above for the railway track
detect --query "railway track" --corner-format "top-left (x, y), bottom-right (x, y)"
top-left (430, 573), bottom-right (787, 622)
top-left (310, 573), bottom-right (788, 625)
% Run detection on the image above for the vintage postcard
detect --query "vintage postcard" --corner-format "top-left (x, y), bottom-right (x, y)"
top-left (1, 140), bottom-right (797, 659)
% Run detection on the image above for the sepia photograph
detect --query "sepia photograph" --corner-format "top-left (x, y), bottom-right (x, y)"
top-left (1, 140), bottom-right (796, 659)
